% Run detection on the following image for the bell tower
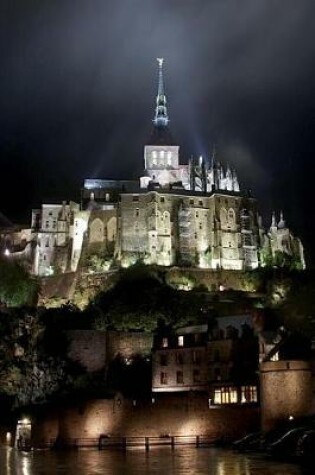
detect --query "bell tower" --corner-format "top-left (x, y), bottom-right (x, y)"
top-left (141, 59), bottom-right (186, 189)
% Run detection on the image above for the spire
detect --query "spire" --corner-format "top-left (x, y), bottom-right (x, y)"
top-left (271, 211), bottom-right (277, 229)
top-left (278, 211), bottom-right (286, 229)
top-left (154, 58), bottom-right (169, 127)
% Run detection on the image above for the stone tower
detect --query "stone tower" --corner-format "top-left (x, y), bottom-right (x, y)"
top-left (140, 59), bottom-right (189, 190)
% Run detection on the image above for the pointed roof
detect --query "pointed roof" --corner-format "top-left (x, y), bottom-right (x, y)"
top-left (154, 58), bottom-right (169, 128)
top-left (147, 58), bottom-right (176, 145)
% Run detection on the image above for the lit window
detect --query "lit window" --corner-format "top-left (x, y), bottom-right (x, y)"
top-left (167, 151), bottom-right (172, 165)
top-left (178, 335), bottom-right (184, 347)
top-left (270, 352), bottom-right (279, 362)
top-left (162, 337), bottom-right (168, 348)
top-left (160, 150), bottom-right (165, 158)
top-left (213, 387), bottom-right (238, 404)
top-left (160, 372), bottom-right (168, 385)
top-left (152, 151), bottom-right (157, 159)
top-left (176, 371), bottom-right (184, 384)
top-left (105, 193), bottom-right (110, 202)
top-left (241, 386), bottom-right (258, 403)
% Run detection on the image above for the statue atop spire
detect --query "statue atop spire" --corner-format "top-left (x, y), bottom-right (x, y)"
top-left (154, 57), bottom-right (169, 127)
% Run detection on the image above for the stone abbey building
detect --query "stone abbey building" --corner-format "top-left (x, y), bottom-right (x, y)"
top-left (28, 59), bottom-right (304, 276)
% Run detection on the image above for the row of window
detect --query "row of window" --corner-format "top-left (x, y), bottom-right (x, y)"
top-left (162, 334), bottom-right (204, 348)
top-left (160, 350), bottom-right (203, 366)
top-left (212, 386), bottom-right (258, 405)
top-left (151, 150), bottom-right (172, 160)
top-left (160, 369), bottom-right (201, 385)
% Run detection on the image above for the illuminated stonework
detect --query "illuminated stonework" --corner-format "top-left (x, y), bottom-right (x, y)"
top-left (29, 60), bottom-right (304, 276)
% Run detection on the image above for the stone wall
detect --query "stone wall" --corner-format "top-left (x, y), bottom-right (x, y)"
top-left (260, 360), bottom-right (312, 432)
top-left (31, 393), bottom-right (260, 445)
top-left (67, 330), bottom-right (107, 372)
top-left (66, 329), bottom-right (153, 372)
top-left (106, 330), bottom-right (153, 360)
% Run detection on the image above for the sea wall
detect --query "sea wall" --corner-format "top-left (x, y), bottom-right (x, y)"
top-left (31, 393), bottom-right (260, 446)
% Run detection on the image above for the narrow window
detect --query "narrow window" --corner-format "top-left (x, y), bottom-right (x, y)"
top-left (160, 372), bottom-right (168, 385)
top-left (176, 371), bottom-right (184, 384)
top-left (178, 335), bottom-right (184, 347)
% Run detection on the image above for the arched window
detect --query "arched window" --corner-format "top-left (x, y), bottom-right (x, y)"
top-left (220, 208), bottom-right (228, 227)
top-left (89, 218), bottom-right (104, 243)
top-left (227, 208), bottom-right (235, 228)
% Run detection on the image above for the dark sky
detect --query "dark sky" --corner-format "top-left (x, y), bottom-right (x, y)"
top-left (1, 1), bottom-right (315, 265)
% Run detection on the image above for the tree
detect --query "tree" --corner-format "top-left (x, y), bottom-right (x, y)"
top-left (0, 258), bottom-right (38, 307)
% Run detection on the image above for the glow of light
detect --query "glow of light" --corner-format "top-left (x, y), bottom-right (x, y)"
top-left (289, 415), bottom-right (294, 420)
top-left (4, 248), bottom-right (10, 256)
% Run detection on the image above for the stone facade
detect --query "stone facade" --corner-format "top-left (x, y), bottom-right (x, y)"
top-left (152, 318), bottom-right (259, 408)
top-left (31, 393), bottom-right (260, 446)
top-left (260, 360), bottom-right (312, 431)
top-left (27, 60), bottom-right (304, 276)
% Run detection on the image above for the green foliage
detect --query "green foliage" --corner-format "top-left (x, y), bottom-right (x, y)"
top-left (0, 258), bottom-right (38, 307)
top-left (90, 266), bottom-right (212, 331)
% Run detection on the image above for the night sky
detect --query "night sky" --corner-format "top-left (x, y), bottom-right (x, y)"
top-left (1, 1), bottom-right (315, 265)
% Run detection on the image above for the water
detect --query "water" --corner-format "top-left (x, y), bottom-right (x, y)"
top-left (0, 446), bottom-right (312, 475)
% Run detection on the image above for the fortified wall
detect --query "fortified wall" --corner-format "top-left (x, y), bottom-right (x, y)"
top-left (260, 360), bottom-right (312, 431)
top-left (67, 330), bottom-right (153, 372)
top-left (31, 393), bottom-right (260, 446)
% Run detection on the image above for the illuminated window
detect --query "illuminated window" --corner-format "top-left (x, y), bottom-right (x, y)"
top-left (176, 371), bottom-right (184, 384)
top-left (178, 335), bottom-right (184, 347)
top-left (167, 151), bottom-right (172, 165)
top-left (214, 387), bottom-right (238, 404)
top-left (160, 150), bottom-right (165, 158)
top-left (162, 337), bottom-right (168, 348)
top-left (160, 354), bottom-right (168, 366)
top-left (152, 151), bottom-right (157, 159)
top-left (160, 372), bottom-right (168, 385)
top-left (270, 352), bottom-right (279, 362)
top-left (105, 193), bottom-right (110, 202)
top-left (241, 386), bottom-right (258, 403)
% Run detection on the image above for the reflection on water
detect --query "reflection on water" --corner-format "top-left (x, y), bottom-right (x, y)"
top-left (0, 446), bottom-right (312, 475)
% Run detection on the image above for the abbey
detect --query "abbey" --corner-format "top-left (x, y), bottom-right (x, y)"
top-left (29, 59), bottom-right (304, 276)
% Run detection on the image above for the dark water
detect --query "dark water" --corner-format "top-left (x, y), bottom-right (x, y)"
top-left (0, 446), bottom-right (312, 475)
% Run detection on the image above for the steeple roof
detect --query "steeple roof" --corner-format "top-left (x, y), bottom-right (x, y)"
top-left (147, 58), bottom-right (176, 145)
top-left (154, 58), bottom-right (169, 128)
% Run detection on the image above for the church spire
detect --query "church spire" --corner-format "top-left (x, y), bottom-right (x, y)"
top-left (154, 58), bottom-right (169, 127)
